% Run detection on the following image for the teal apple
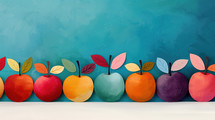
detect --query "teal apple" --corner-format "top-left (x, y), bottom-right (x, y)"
top-left (94, 73), bottom-right (124, 102)
top-left (91, 54), bottom-right (126, 102)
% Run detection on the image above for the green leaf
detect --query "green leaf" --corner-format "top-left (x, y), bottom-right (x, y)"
top-left (62, 59), bottom-right (76, 72)
top-left (21, 57), bottom-right (33, 73)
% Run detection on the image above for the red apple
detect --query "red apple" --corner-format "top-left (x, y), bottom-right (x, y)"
top-left (34, 61), bottom-right (64, 102)
top-left (5, 57), bottom-right (33, 102)
top-left (5, 74), bottom-right (33, 102)
top-left (34, 75), bottom-right (62, 102)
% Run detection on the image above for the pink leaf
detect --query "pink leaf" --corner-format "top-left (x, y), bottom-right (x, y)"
top-left (111, 52), bottom-right (126, 70)
top-left (171, 59), bottom-right (188, 71)
top-left (190, 53), bottom-right (205, 70)
top-left (91, 55), bottom-right (109, 67)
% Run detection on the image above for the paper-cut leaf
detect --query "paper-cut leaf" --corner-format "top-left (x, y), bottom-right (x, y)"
top-left (125, 63), bottom-right (140, 72)
top-left (34, 63), bottom-right (48, 74)
top-left (7, 58), bottom-right (19, 72)
top-left (0, 57), bottom-right (6, 71)
top-left (171, 59), bottom-right (188, 71)
top-left (156, 58), bottom-right (169, 73)
top-left (81, 64), bottom-right (96, 74)
top-left (62, 59), bottom-right (76, 73)
top-left (208, 64), bottom-right (215, 72)
top-left (190, 54), bottom-right (205, 70)
top-left (91, 55), bottom-right (109, 67)
top-left (21, 57), bottom-right (33, 73)
top-left (111, 52), bottom-right (126, 70)
top-left (50, 66), bottom-right (64, 74)
top-left (142, 62), bottom-right (154, 71)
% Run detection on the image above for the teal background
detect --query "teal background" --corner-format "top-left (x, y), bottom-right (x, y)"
top-left (0, 0), bottom-right (215, 102)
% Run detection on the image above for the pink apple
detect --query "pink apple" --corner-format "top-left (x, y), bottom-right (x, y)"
top-left (189, 72), bottom-right (215, 102)
top-left (189, 54), bottom-right (215, 102)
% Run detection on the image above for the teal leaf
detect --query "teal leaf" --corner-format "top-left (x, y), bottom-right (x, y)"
top-left (156, 57), bottom-right (168, 73)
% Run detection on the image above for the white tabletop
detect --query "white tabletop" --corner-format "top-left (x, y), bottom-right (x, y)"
top-left (0, 102), bottom-right (214, 120)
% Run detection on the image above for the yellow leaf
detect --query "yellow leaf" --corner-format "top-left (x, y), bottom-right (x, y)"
top-left (142, 62), bottom-right (154, 71)
top-left (7, 58), bottom-right (19, 72)
top-left (21, 57), bottom-right (33, 73)
top-left (125, 63), bottom-right (140, 72)
top-left (50, 65), bottom-right (64, 74)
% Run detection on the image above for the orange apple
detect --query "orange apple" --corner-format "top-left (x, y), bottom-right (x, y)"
top-left (0, 77), bottom-right (4, 98)
top-left (125, 60), bottom-right (156, 102)
top-left (63, 75), bottom-right (93, 102)
top-left (0, 57), bottom-right (6, 98)
top-left (126, 72), bottom-right (156, 102)
top-left (62, 60), bottom-right (95, 102)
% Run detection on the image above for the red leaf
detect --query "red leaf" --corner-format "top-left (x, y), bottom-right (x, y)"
top-left (91, 55), bottom-right (109, 67)
top-left (0, 57), bottom-right (6, 71)
top-left (81, 64), bottom-right (96, 74)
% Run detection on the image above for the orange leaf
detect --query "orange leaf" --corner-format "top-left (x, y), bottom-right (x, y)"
top-left (208, 64), bottom-right (215, 72)
top-left (34, 63), bottom-right (48, 74)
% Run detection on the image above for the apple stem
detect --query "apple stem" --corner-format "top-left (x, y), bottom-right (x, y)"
top-left (108, 55), bottom-right (112, 75)
top-left (47, 61), bottom-right (50, 77)
top-left (168, 62), bottom-right (172, 76)
top-left (19, 62), bottom-right (21, 76)
top-left (204, 56), bottom-right (209, 75)
top-left (77, 60), bottom-right (81, 77)
top-left (139, 60), bottom-right (143, 75)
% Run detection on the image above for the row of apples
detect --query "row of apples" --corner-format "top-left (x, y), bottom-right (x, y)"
top-left (0, 53), bottom-right (213, 102)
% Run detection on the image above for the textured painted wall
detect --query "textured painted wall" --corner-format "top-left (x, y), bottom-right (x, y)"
top-left (0, 0), bottom-right (215, 102)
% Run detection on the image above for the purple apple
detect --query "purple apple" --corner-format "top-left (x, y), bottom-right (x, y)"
top-left (157, 72), bottom-right (188, 102)
top-left (156, 58), bottom-right (189, 102)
